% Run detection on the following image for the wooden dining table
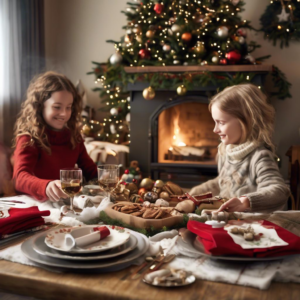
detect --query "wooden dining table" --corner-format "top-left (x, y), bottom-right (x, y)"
top-left (0, 257), bottom-right (299, 300)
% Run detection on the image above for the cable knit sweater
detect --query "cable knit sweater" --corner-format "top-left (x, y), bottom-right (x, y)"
top-left (190, 141), bottom-right (289, 213)
top-left (13, 128), bottom-right (97, 201)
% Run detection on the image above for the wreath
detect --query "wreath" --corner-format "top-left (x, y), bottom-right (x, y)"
top-left (260, 0), bottom-right (300, 48)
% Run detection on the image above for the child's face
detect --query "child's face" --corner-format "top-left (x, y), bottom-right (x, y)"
top-left (42, 90), bottom-right (73, 131)
top-left (211, 104), bottom-right (243, 145)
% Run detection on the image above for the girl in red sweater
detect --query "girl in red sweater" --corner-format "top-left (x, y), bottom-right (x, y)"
top-left (12, 71), bottom-right (97, 202)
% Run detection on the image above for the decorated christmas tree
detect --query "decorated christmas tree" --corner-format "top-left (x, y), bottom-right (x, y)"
top-left (88, 0), bottom-right (291, 144)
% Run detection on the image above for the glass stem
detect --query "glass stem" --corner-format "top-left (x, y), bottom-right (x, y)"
top-left (70, 196), bottom-right (74, 211)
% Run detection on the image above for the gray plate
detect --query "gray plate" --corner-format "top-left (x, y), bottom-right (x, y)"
top-left (21, 229), bottom-right (149, 271)
top-left (32, 233), bottom-right (138, 261)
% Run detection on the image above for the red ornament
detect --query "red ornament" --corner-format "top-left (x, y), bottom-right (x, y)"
top-left (138, 188), bottom-right (147, 196)
top-left (139, 49), bottom-right (151, 59)
top-left (132, 179), bottom-right (137, 183)
top-left (124, 169), bottom-right (129, 174)
top-left (220, 58), bottom-right (227, 65)
top-left (225, 50), bottom-right (241, 64)
top-left (154, 3), bottom-right (164, 14)
top-left (181, 32), bottom-right (192, 43)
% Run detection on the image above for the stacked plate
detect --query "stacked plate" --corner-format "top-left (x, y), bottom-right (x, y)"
top-left (21, 225), bottom-right (149, 272)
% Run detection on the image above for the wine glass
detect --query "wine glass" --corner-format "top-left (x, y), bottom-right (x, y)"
top-left (97, 165), bottom-right (119, 202)
top-left (60, 168), bottom-right (82, 215)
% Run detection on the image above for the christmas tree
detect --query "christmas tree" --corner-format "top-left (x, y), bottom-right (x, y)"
top-left (88, 0), bottom-right (291, 144)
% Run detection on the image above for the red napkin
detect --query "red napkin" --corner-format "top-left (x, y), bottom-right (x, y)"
top-left (93, 226), bottom-right (110, 240)
top-left (187, 220), bottom-right (300, 258)
top-left (0, 207), bottom-right (50, 237)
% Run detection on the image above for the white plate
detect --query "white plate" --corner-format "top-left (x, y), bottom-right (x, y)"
top-left (44, 225), bottom-right (130, 254)
top-left (33, 233), bottom-right (137, 261)
top-left (21, 229), bottom-right (149, 271)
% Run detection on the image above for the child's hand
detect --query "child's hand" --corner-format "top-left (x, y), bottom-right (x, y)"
top-left (46, 180), bottom-right (69, 202)
top-left (217, 196), bottom-right (250, 212)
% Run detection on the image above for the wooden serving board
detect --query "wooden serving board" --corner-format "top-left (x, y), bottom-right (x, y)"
top-left (104, 202), bottom-right (184, 229)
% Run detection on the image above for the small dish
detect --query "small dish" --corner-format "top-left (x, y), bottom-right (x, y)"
top-left (143, 269), bottom-right (196, 287)
top-left (45, 225), bottom-right (130, 254)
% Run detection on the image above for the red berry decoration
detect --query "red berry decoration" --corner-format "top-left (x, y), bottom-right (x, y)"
top-left (154, 3), bottom-right (164, 14)
top-left (237, 28), bottom-right (247, 37)
top-left (220, 58), bottom-right (227, 65)
top-left (139, 49), bottom-right (151, 59)
top-left (124, 169), bottom-right (129, 174)
top-left (225, 50), bottom-right (241, 64)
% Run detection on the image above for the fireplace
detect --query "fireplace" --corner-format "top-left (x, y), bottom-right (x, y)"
top-left (157, 101), bottom-right (219, 163)
top-left (127, 70), bottom-right (267, 188)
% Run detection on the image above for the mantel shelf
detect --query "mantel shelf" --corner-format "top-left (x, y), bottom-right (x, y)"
top-left (124, 64), bottom-right (272, 73)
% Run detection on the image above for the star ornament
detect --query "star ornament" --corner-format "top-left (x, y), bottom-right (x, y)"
top-left (277, 7), bottom-right (290, 22)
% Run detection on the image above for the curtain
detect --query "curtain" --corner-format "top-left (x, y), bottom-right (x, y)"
top-left (0, 0), bottom-right (45, 147)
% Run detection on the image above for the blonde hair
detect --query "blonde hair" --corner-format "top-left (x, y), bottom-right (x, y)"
top-left (12, 71), bottom-right (82, 154)
top-left (209, 84), bottom-right (275, 153)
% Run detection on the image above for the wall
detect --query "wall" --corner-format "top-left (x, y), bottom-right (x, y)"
top-left (44, 0), bottom-right (300, 179)
top-left (44, 0), bottom-right (127, 119)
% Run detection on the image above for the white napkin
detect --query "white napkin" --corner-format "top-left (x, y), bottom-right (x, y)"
top-left (73, 195), bottom-right (95, 209)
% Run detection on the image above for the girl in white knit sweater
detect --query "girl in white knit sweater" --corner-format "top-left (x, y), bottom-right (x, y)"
top-left (190, 84), bottom-right (289, 213)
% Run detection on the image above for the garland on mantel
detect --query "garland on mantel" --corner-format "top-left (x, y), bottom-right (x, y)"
top-left (89, 62), bottom-right (291, 100)
top-left (260, 0), bottom-right (300, 48)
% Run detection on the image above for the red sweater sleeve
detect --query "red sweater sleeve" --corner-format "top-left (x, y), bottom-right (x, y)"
top-left (77, 141), bottom-right (98, 181)
top-left (13, 136), bottom-right (51, 201)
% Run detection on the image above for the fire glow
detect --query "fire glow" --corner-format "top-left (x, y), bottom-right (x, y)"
top-left (172, 117), bottom-right (186, 147)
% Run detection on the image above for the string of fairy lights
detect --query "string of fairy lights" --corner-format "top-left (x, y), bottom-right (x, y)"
top-left (112, 0), bottom-right (250, 67)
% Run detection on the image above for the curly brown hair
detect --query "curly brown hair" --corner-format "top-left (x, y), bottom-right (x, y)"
top-left (12, 71), bottom-right (82, 154)
top-left (209, 84), bottom-right (275, 153)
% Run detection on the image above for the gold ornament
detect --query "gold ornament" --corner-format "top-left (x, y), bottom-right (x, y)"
top-left (177, 85), bottom-right (187, 96)
top-left (146, 30), bottom-right (155, 38)
top-left (154, 179), bottom-right (164, 188)
top-left (136, 35), bottom-right (142, 43)
top-left (142, 87), bottom-right (155, 100)
top-left (159, 191), bottom-right (170, 201)
top-left (140, 178), bottom-right (154, 190)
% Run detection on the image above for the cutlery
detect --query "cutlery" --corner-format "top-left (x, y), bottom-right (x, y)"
top-left (130, 254), bottom-right (165, 280)
top-left (149, 254), bottom-right (176, 272)
top-left (129, 247), bottom-right (164, 280)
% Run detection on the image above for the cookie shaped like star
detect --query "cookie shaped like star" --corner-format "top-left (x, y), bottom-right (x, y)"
top-left (277, 7), bottom-right (290, 22)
